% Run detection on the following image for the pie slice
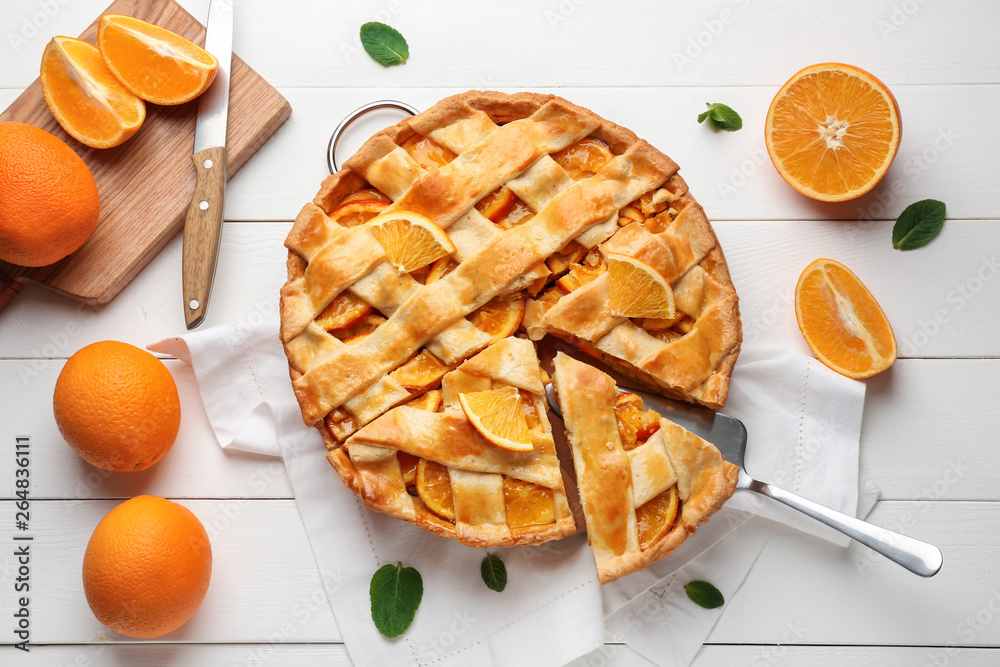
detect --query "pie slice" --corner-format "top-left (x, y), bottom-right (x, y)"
top-left (551, 353), bottom-right (739, 583)
top-left (280, 91), bottom-right (743, 570)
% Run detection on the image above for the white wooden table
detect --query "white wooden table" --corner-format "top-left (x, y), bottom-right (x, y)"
top-left (2, 0), bottom-right (999, 664)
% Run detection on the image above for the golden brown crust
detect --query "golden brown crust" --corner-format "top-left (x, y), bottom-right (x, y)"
top-left (279, 90), bottom-right (742, 562)
top-left (552, 353), bottom-right (738, 583)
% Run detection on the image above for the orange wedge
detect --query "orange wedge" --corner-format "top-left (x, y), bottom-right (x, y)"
top-left (40, 36), bottom-right (146, 148)
top-left (606, 253), bottom-right (676, 319)
top-left (765, 63), bottom-right (901, 202)
top-left (369, 210), bottom-right (456, 274)
top-left (415, 459), bottom-right (455, 521)
top-left (795, 258), bottom-right (897, 379)
top-left (636, 486), bottom-right (679, 549)
top-left (98, 15), bottom-right (218, 106)
top-left (459, 386), bottom-right (533, 452)
top-left (468, 295), bottom-right (526, 345)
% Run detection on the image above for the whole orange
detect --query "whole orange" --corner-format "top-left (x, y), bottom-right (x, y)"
top-left (0, 122), bottom-right (100, 266)
top-left (83, 495), bottom-right (212, 638)
top-left (53, 341), bottom-right (181, 471)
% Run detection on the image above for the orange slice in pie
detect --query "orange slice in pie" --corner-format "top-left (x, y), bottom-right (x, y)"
top-left (369, 211), bottom-right (456, 274)
top-left (606, 253), bottom-right (676, 319)
top-left (459, 386), bottom-right (533, 452)
top-left (330, 199), bottom-right (389, 227)
top-left (415, 459), bottom-right (455, 521)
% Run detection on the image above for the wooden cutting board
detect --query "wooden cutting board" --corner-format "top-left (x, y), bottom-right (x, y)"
top-left (0, 0), bottom-right (290, 312)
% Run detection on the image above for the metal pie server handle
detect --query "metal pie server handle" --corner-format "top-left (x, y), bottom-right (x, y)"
top-left (544, 382), bottom-right (943, 577)
top-left (740, 471), bottom-right (943, 577)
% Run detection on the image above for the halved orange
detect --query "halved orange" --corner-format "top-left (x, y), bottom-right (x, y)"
top-left (369, 210), bottom-right (456, 274)
top-left (98, 15), bottom-right (218, 106)
top-left (606, 253), bottom-right (676, 319)
top-left (40, 36), bottom-right (146, 148)
top-left (765, 63), bottom-right (901, 202)
top-left (795, 258), bottom-right (897, 379)
top-left (459, 386), bottom-right (533, 452)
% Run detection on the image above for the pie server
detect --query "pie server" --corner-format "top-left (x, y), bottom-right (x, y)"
top-left (544, 384), bottom-right (943, 577)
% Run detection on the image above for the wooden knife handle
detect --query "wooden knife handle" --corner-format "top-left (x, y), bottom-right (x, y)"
top-left (182, 146), bottom-right (227, 329)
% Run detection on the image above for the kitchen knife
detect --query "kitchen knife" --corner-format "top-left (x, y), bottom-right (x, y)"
top-left (182, 0), bottom-right (234, 329)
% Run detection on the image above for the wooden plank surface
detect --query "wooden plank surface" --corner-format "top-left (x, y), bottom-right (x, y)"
top-left (0, 0), bottom-right (290, 304)
top-left (0, 84), bottom-right (994, 223)
top-left (1, 0), bottom-right (998, 663)
top-left (0, 220), bottom-right (997, 359)
top-left (2, 0), bottom-right (998, 88)
top-left (2, 358), bottom-right (997, 502)
top-left (12, 643), bottom-right (1000, 666)
top-left (0, 500), bottom-right (994, 647)
top-left (0, 500), bottom-right (340, 644)
top-left (187, 86), bottom-right (1000, 223)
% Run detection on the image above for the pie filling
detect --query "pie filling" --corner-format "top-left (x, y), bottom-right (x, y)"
top-left (280, 92), bottom-right (742, 571)
top-left (308, 130), bottom-right (724, 447)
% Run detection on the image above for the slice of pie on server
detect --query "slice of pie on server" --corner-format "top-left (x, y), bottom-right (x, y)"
top-left (552, 352), bottom-right (739, 583)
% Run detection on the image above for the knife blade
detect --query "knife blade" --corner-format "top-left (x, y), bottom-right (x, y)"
top-left (182, 0), bottom-right (234, 329)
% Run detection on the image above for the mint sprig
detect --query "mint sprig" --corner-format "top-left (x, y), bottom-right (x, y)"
top-left (370, 562), bottom-right (423, 638)
top-left (892, 199), bottom-right (946, 250)
top-left (360, 22), bottom-right (409, 67)
top-left (481, 554), bottom-right (507, 592)
top-left (684, 580), bottom-right (725, 609)
top-left (697, 103), bottom-right (742, 132)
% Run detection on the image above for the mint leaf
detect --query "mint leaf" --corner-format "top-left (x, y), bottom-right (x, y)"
top-left (697, 103), bottom-right (742, 132)
top-left (684, 580), bottom-right (725, 609)
top-left (370, 562), bottom-right (423, 638)
top-left (892, 199), bottom-right (946, 250)
top-left (481, 554), bottom-right (507, 592)
top-left (360, 22), bottom-right (409, 67)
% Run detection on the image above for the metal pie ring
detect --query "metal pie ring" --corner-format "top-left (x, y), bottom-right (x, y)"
top-left (327, 100), bottom-right (419, 174)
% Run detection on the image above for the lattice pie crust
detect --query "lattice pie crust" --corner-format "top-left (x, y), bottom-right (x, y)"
top-left (280, 91), bottom-right (741, 579)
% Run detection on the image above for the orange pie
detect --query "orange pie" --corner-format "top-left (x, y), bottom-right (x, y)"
top-left (280, 91), bottom-right (742, 578)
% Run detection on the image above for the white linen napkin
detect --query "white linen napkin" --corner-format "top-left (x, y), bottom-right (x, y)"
top-left (150, 323), bottom-right (870, 667)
